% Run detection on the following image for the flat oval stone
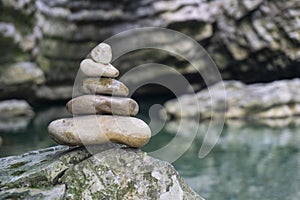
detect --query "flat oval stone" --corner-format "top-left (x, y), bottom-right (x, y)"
top-left (91, 43), bottom-right (112, 64)
top-left (81, 78), bottom-right (129, 96)
top-left (48, 115), bottom-right (151, 148)
top-left (66, 95), bottom-right (139, 116)
top-left (80, 59), bottom-right (119, 78)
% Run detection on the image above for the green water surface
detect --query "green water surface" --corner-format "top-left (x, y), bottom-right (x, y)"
top-left (0, 102), bottom-right (299, 199)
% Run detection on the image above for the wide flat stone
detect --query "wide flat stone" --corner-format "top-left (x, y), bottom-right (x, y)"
top-left (81, 78), bottom-right (129, 96)
top-left (80, 59), bottom-right (119, 78)
top-left (48, 115), bottom-right (151, 148)
top-left (66, 95), bottom-right (139, 116)
top-left (90, 43), bottom-right (112, 64)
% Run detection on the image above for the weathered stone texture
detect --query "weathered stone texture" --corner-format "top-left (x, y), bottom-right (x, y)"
top-left (0, 145), bottom-right (203, 199)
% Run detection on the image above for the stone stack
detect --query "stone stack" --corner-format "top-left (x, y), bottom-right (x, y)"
top-left (48, 43), bottom-right (151, 148)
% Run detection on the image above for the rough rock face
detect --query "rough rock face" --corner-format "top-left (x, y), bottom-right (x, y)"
top-left (0, 145), bottom-right (204, 199)
top-left (1, 0), bottom-right (299, 100)
top-left (35, 0), bottom-right (300, 86)
top-left (0, 0), bottom-right (36, 64)
top-left (165, 79), bottom-right (300, 119)
top-left (0, 0), bottom-right (39, 99)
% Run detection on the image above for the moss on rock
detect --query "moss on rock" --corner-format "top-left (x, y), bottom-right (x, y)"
top-left (0, 144), bottom-right (204, 199)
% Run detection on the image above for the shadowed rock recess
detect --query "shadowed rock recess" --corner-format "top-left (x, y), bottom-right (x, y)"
top-left (0, 145), bottom-right (203, 199)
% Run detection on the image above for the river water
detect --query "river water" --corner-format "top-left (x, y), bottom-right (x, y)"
top-left (0, 101), bottom-right (299, 199)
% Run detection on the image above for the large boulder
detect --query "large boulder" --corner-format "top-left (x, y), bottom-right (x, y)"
top-left (165, 79), bottom-right (300, 119)
top-left (0, 144), bottom-right (204, 199)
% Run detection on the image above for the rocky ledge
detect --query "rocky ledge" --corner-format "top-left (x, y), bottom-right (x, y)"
top-left (0, 145), bottom-right (203, 200)
top-left (165, 79), bottom-right (300, 120)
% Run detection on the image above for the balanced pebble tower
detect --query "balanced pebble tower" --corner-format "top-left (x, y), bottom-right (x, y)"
top-left (48, 43), bottom-right (151, 148)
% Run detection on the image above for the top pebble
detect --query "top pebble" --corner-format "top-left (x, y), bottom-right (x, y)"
top-left (91, 43), bottom-right (112, 64)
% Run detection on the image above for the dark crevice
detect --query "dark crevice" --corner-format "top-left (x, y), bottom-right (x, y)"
top-left (51, 146), bottom-right (87, 159)
top-left (53, 168), bottom-right (68, 185)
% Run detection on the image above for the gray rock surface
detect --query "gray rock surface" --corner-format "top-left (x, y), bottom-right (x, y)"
top-left (0, 0), bottom-right (38, 100)
top-left (0, 185), bottom-right (66, 200)
top-left (0, 145), bottom-right (204, 199)
top-left (165, 79), bottom-right (300, 119)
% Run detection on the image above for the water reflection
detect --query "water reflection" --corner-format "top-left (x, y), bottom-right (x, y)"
top-left (0, 117), bottom-right (32, 133)
top-left (155, 119), bottom-right (300, 200)
top-left (165, 119), bottom-right (300, 151)
top-left (0, 105), bottom-right (70, 157)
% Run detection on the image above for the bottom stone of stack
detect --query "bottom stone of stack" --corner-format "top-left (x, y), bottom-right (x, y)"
top-left (48, 115), bottom-right (151, 148)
